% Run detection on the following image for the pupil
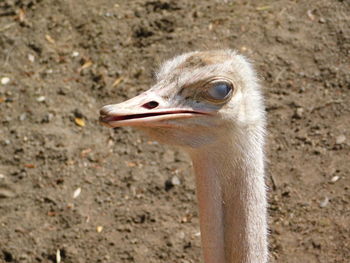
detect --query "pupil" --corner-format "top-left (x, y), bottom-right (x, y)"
top-left (209, 82), bottom-right (231, 100)
top-left (216, 84), bottom-right (229, 97)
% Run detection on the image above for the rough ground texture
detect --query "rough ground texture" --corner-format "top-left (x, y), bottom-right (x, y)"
top-left (0, 0), bottom-right (349, 262)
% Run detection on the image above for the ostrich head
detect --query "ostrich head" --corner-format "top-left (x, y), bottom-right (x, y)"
top-left (100, 50), bottom-right (265, 149)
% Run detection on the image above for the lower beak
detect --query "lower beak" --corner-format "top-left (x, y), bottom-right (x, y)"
top-left (99, 108), bottom-right (207, 128)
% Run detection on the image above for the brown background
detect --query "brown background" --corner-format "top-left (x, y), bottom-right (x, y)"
top-left (0, 0), bottom-right (349, 262)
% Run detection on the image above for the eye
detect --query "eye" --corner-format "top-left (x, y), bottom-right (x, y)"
top-left (205, 81), bottom-right (233, 101)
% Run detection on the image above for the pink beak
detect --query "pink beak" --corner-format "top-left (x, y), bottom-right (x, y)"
top-left (99, 91), bottom-right (209, 128)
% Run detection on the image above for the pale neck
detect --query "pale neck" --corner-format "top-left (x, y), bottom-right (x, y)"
top-left (189, 135), bottom-right (268, 263)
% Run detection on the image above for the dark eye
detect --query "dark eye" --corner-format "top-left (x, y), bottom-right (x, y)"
top-left (206, 81), bottom-right (233, 101)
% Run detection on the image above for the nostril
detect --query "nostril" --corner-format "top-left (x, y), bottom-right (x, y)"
top-left (142, 101), bottom-right (159, 109)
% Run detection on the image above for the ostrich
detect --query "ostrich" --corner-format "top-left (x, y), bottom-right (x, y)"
top-left (99, 50), bottom-right (268, 263)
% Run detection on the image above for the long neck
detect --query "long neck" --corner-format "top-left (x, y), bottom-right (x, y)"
top-left (189, 132), bottom-right (268, 263)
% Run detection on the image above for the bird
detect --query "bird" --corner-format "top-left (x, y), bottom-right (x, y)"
top-left (99, 50), bottom-right (268, 263)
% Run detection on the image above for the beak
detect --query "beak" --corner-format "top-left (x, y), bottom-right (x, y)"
top-left (99, 91), bottom-right (209, 128)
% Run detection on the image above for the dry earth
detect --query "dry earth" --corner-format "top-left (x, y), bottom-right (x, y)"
top-left (0, 0), bottom-right (349, 262)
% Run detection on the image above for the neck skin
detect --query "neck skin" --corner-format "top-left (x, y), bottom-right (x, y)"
top-left (188, 132), bottom-right (267, 263)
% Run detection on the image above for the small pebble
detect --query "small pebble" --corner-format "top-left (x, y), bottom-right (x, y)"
top-left (176, 231), bottom-right (185, 239)
top-left (73, 187), bottom-right (81, 199)
top-left (330, 175), bottom-right (340, 183)
top-left (130, 238), bottom-right (138, 244)
top-left (1, 77), bottom-right (10, 85)
top-left (171, 176), bottom-right (181, 186)
top-left (28, 54), bottom-right (35, 62)
top-left (307, 9), bottom-right (315, 21)
top-left (147, 141), bottom-right (158, 145)
top-left (163, 150), bottom-right (175, 162)
top-left (74, 118), bottom-right (85, 127)
top-left (319, 196), bottom-right (329, 208)
top-left (42, 113), bottom-right (54, 123)
top-left (194, 231), bottom-right (201, 237)
top-left (47, 113), bottom-right (54, 121)
top-left (18, 254), bottom-right (30, 261)
top-left (56, 249), bottom-right (61, 263)
top-left (19, 113), bottom-right (27, 121)
top-left (72, 51), bottom-right (80, 57)
top-left (0, 186), bottom-right (16, 198)
top-left (36, 96), bottom-right (46, 102)
top-left (335, 135), bottom-right (346, 144)
top-left (293, 107), bottom-right (304, 119)
top-left (0, 174), bottom-right (5, 179)
top-left (165, 176), bottom-right (181, 191)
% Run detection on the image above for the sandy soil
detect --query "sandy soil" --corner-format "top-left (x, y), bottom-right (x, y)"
top-left (0, 0), bottom-right (349, 262)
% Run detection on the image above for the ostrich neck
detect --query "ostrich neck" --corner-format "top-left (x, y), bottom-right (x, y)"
top-left (189, 136), bottom-right (267, 263)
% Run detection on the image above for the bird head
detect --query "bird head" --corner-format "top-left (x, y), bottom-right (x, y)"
top-left (100, 50), bottom-right (265, 149)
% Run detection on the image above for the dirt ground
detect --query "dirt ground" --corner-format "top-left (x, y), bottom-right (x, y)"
top-left (0, 0), bottom-right (349, 262)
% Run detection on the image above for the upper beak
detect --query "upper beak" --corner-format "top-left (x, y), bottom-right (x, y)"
top-left (99, 91), bottom-right (209, 128)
